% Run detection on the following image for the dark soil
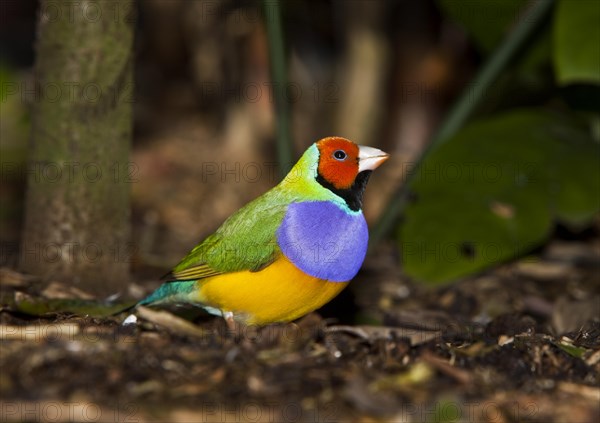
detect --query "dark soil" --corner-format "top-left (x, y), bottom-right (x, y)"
top-left (1, 239), bottom-right (599, 422)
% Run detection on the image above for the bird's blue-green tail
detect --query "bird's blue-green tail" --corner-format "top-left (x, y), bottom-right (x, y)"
top-left (114, 281), bottom-right (198, 317)
top-left (138, 281), bottom-right (197, 307)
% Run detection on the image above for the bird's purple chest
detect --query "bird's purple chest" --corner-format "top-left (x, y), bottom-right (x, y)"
top-left (276, 201), bottom-right (368, 282)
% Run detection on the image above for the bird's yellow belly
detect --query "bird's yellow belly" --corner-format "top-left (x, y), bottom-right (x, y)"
top-left (193, 256), bottom-right (348, 325)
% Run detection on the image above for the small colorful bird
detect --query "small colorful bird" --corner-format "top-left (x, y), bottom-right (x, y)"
top-left (137, 137), bottom-right (388, 325)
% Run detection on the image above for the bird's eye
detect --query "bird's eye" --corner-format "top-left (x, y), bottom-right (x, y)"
top-left (333, 150), bottom-right (347, 161)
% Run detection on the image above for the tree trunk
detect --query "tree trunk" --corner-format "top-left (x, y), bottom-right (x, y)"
top-left (21, 0), bottom-right (135, 296)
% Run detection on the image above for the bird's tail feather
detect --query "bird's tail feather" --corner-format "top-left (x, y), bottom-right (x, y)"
top-left (138, 281), bottom-right (197, 307)
top-left (112, 281), bottom-right (197, 318)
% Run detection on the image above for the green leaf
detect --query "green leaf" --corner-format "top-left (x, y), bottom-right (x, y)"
top-left (554, 0), bottom-right (600, 85)
top-left (399, 110), bottom-right (600, 284)
top-left (438, 0), bottom-right (527, 52)
top-left (438, 0), bottom-right (552, 81)
top-left (14, 297), bottom-right (136, 318)
top-left (555, 341), bottom-right (588, 359)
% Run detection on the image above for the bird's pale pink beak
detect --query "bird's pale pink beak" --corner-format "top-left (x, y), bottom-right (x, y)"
top-left (358, 145), bottom-right (389, 172)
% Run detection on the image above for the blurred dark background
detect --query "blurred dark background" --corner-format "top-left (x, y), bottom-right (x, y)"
top-left (1, 0), bottom-right (470, 270)
top-left (1, 0), bottom-right (598, 294)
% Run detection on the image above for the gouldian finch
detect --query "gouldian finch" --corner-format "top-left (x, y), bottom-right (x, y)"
top-left (137, 137), bottom-right (388, 325)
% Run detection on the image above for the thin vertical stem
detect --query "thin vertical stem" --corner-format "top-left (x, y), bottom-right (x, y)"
top-left (263, 0), bottom-right (293, 177)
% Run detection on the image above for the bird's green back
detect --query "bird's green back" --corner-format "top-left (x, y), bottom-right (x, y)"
top-left (170, 144), bottom-right (350, 279)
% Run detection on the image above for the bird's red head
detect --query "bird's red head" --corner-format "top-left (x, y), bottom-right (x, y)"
top-left (316, 136), bottom-right (388, 190)
top-left (316, 137), bottom-right (360, 190)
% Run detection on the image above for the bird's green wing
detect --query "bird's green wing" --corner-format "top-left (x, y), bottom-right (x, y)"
top-left (168, 188), bottom-right (291, 281)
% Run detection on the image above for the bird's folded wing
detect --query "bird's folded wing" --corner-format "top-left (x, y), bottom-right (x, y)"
top-left (166, 191), bottom-right (290, 282)
top-left (170, 263), bottom-right (223, 280)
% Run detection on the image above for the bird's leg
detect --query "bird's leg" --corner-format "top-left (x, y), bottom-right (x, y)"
top-left (223, 311), bottom-right (235, 330)
top-left (222, 310), bottom-right (244, 340)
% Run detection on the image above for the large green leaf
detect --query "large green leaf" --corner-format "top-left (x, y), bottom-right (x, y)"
top-left (399, 110), bottom-right (600, 284)
top-left (438, 0), bottom-right (526, 52)
top-left (437, 0), bottom-right (551, 78)
top-left (554, 0), bottom-right (600, 85)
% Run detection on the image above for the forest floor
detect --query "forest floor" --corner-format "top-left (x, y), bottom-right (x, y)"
top-left (0, 236), bottom-right (599, 423)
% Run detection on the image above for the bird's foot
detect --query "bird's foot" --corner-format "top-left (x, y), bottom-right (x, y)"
top-left (223, 311), bottom-right (235, 328)
top-left (222, 311), bottom-right (245, 339)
